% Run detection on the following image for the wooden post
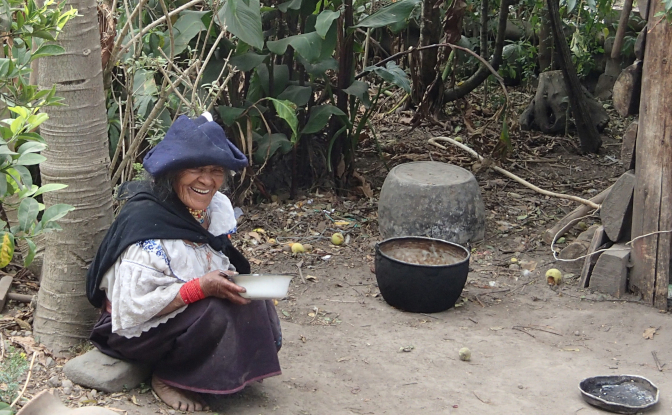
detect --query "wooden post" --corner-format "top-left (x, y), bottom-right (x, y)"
top-left (630, 0), bottom-right (672, 310)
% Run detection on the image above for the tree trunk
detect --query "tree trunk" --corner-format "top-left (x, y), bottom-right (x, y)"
top-left (33, 0), bottom-right (115, 355)
top-left (332, 0), bottom-right (354, 190)
top-left (629, 0), bottom-right (672, 310)
top-left (443, 0), bottom-right (508, 102)
top-left (410, 0), bottom-right (443, 106)
top-left (611, 0), bottom-right (634, 61)
top-left (538, 7), bottom-right (553, 72)
top-left (519, 70), bottom-right (609, 134)
top-left (546, 0), bottom-right (602, 153)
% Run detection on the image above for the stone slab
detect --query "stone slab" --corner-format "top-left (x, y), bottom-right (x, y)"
top-left (600, 170), bottom-right (635, 242)
top-left (589, 244), bottom-right (630, 298)
top-left (63, 349), bottom-right (151, 393)
top-left (0, 276), bottom-right (12, 312)
top-left (580, 226), bottom-right (607, 288)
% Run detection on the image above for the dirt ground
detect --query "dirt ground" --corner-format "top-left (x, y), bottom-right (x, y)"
top-left (4, 96), bottom-right (671, 414)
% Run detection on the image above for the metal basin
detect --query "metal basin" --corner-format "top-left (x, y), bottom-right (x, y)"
top-left (579, 375), bottom-right (659, 414)
top-left (374, 236), bottom-right (470, 313)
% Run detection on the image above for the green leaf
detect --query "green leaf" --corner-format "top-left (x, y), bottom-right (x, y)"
top-left (41, 203), bottom-right (74, 224)
top-left (567, 0), bottom-right (577, 13)
top-left (168, 10), bottom-right (208, 56)
top-left (13, 165), bottom-right (32, 188)
top-left (256, 64), bottom-right (289, 97)
top-left (267, 98), bottom-right (299, 143)
top-left (218, 106), bottom-right (245, 126)
top-left (0, 173), bottom-right (7, 198)
top-left (30, 43), bottom-right (65, 60)
top-left (217, 0), bottom-right (264, 50)
top-left (16, 152), bottom-right (46, 166)
top-left (299, 56), bottom-right (338, 77)
top-left (278, 0), bottom-right (301, 12)
top-left (33, 183), bottom-right (67, 197)
top-left (0, 232), bottom-right (14, 268)
top-left (23, 238), bottom-right (36, 267)
top-left (18, 197), bottom-right (39, 232)
top-left (0, 400), bottom-right (14, 415)
top-left (277, 85), bottom-right (312, 106)
top-left (132, 68), bottom-right (158, 117)
top-left (363, 61), bottom-right (411, 93)
top-left (230, 51), bottom-right (268, 72)
top-left (315, 10), bottom-right (340, 38)
top-left (343, 80), bottom-right (371, 108)
top-left (267, 32), bottom-right (324, 63)
top-left (18, 141), bottom-right (46, 154)
top-left (253, 133), bottom-right (293, 163)
top-left (0, 145), bottom-right (18, 155)
top-left (354, 0), bottom-right (420, 29)
top-left (301, 105), bottom-right (346, 135)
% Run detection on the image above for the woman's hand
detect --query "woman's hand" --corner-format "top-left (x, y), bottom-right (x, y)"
top-left (200, 270), bottom-right (251, 305)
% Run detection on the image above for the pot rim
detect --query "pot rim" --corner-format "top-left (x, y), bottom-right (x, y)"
top-left (375, 236), bottom-right (471, 268)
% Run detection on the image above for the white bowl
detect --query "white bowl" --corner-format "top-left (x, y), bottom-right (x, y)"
top-left (231, 274), bottom-right (293, 300)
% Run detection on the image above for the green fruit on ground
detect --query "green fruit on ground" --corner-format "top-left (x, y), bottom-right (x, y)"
top-left (331, 232), bottom-right (345, 245)
top-left (545, 268), bottom-right (562, 285)
top-left (291, 243), bottom-right (306, 253)
top-left (459, 347), bottom-right (471, 361)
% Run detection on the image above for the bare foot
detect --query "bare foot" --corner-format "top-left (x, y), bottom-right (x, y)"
top-left (152, 375), bottom-right (209, 412)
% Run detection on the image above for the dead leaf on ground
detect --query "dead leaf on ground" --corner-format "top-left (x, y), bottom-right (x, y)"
top-left (247, 231), bottom-right (262, 242)
top-left (520, 260), bottom-right (537, 271)
top-left (10, 335), bottom-right (46, 356)
top-left (643, 327), bottom-right (657, 340)
top-left (306, 275), bottom-right (318, 281)
top-left (14, 318), bottom-right (31, 331)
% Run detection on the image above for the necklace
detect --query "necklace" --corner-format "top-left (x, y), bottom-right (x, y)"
top-left (188, 207), bottom-right (207, 224)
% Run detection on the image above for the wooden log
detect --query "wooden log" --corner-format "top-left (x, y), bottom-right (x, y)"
top-left (546, 0), bottom-right (602, 153)
top-left (601, 171), bottom-right (635, 242)
top-left (0, 276), bottom-right (12, 312)
top-left (589, 244), bottom-right (631, 298)
top-left (630, 0), bottom-right (672, 310)
top-left (613, 61), bottom-right (642, 117)
top-left (580, 225), bottom-right (607, 288)
top-left (543, 185), bottom-right (612, 245)
top-left (620, 121), bottom-right (638, 171)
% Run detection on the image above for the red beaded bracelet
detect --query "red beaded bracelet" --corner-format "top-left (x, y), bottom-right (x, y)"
top-left (180, 278), bottom-right (205, 304)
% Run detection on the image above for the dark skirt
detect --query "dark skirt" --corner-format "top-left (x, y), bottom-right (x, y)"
top-left (90, 298), bottom-right (282, 394)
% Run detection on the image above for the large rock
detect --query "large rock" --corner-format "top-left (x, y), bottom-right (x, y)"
top-left (63, 349), bottom-right (151, 393)
top-left (378, 162), bottom-right (486, 244)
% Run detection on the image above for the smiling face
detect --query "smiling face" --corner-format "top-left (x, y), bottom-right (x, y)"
top-left (173, 165), bottom-right (226, 211)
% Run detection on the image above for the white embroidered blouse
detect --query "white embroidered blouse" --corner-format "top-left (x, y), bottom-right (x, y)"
top-left (100, 191), bottom-right (239, 338)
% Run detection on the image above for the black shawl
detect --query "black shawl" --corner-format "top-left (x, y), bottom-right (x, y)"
top-left (86, 181), bottom-right (250, 308)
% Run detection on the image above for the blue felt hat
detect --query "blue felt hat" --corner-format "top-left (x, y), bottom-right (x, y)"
top-left (143, 112), bottom-right (248, 176)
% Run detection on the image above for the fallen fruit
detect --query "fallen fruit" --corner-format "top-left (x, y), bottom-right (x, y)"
top-left (546, 268), bottom-right (562, 285)
top-left (459, 347), bottom-right (471, 361)
top-left (331, 232), bottom-right (345, 245)
top-left (510, 257), bottom-right (518, 263)
top-left (291, 243), bottom-right (306, 253)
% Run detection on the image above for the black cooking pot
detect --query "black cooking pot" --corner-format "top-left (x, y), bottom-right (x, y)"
top-left (374, 236), bottom-right (470, 313)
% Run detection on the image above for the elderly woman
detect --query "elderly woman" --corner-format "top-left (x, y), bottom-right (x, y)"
top-left (86, 113), bottom-right (282, 412)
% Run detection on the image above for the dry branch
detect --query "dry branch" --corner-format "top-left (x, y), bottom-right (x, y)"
top-left (428, 137), bottom-right (600, 209)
